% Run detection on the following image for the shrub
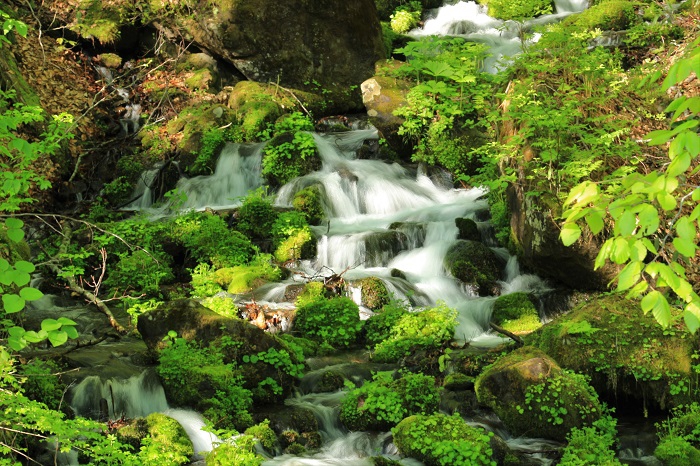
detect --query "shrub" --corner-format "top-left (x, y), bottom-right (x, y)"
top-left (482, 0), bottom-right (553, 20)
top-left (271, 211), bottom-right (315, 262)
top-left (294, 281), bottom-right (327, 308)
top-left (206, 433), bottom-right (264, 466)
top-left (392, 413), bottom-right (495, 466)
top-left (17, 359), bottom-right (67, 411)
top-left (356, 277), bottom-right (390, 311)
top-left (293, 297), bottom-right (363, 347)
top-left (214, 254), bottom-right (282, 293)
top-left (560, 414), bottom-right (622, 465)
top-left (564, 0), bottom-right (638, 31)
top-left (172, 212), bottom-right (256, 268)
top-left (244, 420), bottom-right (278, 452)
top-left (340, 371), bottom-right (440, 431)
top-left (654, 403), bottom-right (700, 466)
top-left (104, 249), bottom-right (174, 297)
top-left (372, 302), bottom-right (456, 362)
top-left (235, 189), bottom-right (278, 247)
top-left (390, 9), bottom-right (421, 34)
top-left (261, 112), bottom-right (320, 187)
top-left (138, 413), bottom-right (194, 466)
top-left (364, 300), bottom-right (409, 346)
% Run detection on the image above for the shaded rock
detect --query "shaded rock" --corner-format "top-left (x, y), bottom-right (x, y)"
top-left (492, 292), bottom-right (542, 334)
top-left (526, 295), bottom-right (699, 412)
top-left (455, 217), bottom-right (481, 242)
top-left (444, 240), bottom-right (502, 296)
top-left (353, 277), bottom-right (390, 311)
top-left (475, 346), bottom-right (602, 442)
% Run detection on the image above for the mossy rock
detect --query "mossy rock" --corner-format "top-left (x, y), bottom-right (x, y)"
top-left (443, 372), bottom-right (475, 391)
top-left (479, 0), bottom-right (554, 20)
top-left (355, 277), bottom-right (390, 311)
top-left (455, 217), bottom-right (481, 242)
top-left (228, 81), bottom-right (287, 139)
top-left (244, 420), bottom-right (278, 452)
top-left (655, 437), bottom-right (700, 466)
top-left (492, 292), bottom-right (542, 334)
top-left (444, 240), bottom-right (501, 296)
top-left (392, 413), bottom-right (495, 466)
top-left (118, 413), bottom-right (193, 464)
top-left (262, 131), bottom-right (322, 188)
top-left (475, 346), bottom-right (602, 442)
top-left (340, 372), bottom-right (440, 431)
top-left (213, 263), bottom-right (282, 294)
top-left (526, 295), bottom-right (699, 411)
top-left (274, 228), bottom-right (316, 263)
top-left (563, 0), bottom-right (639, 31)
top-left (292, 185), bottom-right (326, 225)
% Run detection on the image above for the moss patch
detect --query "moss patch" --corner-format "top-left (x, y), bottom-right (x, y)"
top-left (563, 0), bottom-right (639, 31)
top-left (492, 292), bottom-right (542, 334)
top-left (526, 295), bottom-right (699, 411)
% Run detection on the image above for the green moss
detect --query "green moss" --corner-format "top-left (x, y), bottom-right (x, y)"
top-left (98, 53), bottom-right (122, 68)
top-left (340, 371), bottom-right (440, 431)
top-left (392, 413), bottom-right (494, 466)
top-left (563, 0), bottom-right (638, 31)
top-left (526, 295), bottom-right (698, 410)
top-left (262, 131), bottom-right (321, 188)
top-left (294, 281), bottom-right (327, 308)
top-left (244, 420), bottom-right (277, 452)
top-left (655, 437), bottom-right (700, 466)
top-left (480, 0), bottom-right (554, 20)
top-left (455, 217), bottom-right (480, 242)
top-left (443, 373), bottom-right (475, 391)
top-left (364, 300), bottom-right (409, 346)
top-left (70, 1), bottom-right (123, 44)
top-left (475, 346), bottom-right (602, 442)
top-left (443, 240), bottom-right (501, 295)
top-left (185, 68), bottom-right (215, 91)
top-left (213, 261), bottom-right (282, 294)
top-left (140, 413), bottom-right (194, 465)
top-left (492, 292), bottom-right (541, 334)
top-left (356, 277), bottom-right (390, 311)
top-left (292, 185), bottom-right (326, 225)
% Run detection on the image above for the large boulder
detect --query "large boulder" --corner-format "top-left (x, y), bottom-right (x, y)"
top-left (178, 0), bottom-right (385, 110)
top-left (444, 240), bottom-right (502, 296)
top-left (475, 346), bottom-right (603, 442)
top-left (526, 295), bottom-right (699, 412)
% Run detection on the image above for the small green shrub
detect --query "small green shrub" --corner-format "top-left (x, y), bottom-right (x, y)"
top-left (214, 254), bottom-right (282, 293)
top-left (655, 403), bottom-right (700, 466)
top-left (340, 371), bottom-right (440, 431)
top-left (104, 249), bottom-right (174, 297)
top-left (17, 359), bottom-right (67, 411)
top-left (294, 297), bottom-right (363, 347)
top-left (172, 212), bottom-right (256, 268)
top-left (364, 300), bottom-right (409, 346)
top-left (272, 211), bottom-right (315, 262)
top-left (244, 419), bottom-right (278, 452)
top-left (564, 0), bottom-right (638, 31)
top-left (560, 414), bottom-right (622, 465)
top-left (200, 296), bottom-right (239, 318)
top-left (262, 132), bottom-right (320, 187)
top-left (206, 433), bottom-right (264, 466)
top-left (190, 263), bottom-right (224, 298)
top-left (356, 277), bottom-right (390, 311)
top-left (392, 413), bottom-right (495, 466)
top-left (482, 0), bottom-right (553, 20)
top-left (295, 281), bottom-right (327, 308)
top-left (372, 302), bottom-right (457, 362)
top-left (390, 9), bottom-right (421, 34)
top-left (235, 189), bottom-right (278, 247)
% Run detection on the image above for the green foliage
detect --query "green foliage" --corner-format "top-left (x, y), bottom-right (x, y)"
top-left (623, 22), bottom-right (684, 49)
top-left (189, 263), bottom-right (224, 298)
top-left (173, 212), bottom-right (256, 268)
top-left (292, 185), bottom-right (325, 225)
top-left (392, 37), bottom-right (493, 178)
top-left (340, 371), bottom-right (440, 430)
top-left (655, 403), bottom-right (700, 465)
top-left (215, 254), bottom-right (282, 294)
top-left (206, 432), bottom-right (265, 466)
top-left (372, 302), bottom-right (457, 362)
top-left (104, 249), bottom-right (174, 297)
top-left (261, 112), bottom-right (320, 187)
top-left (0, 88), bottom-right (73, 212)
top-left (560, 413), bottom-right (622, 466)
top-left (157, 338), bottom-right (253, 431)
top-left (392, 413), bottom-right (495, 466)
top-left (390, 4), bottom-right (421, 34)
top-left (200, 296), bottom-right (239, 318)
top-left (482, 0), bottom-right (553, 20)
top-left (17, 358), bottom-right (67, 411)
top-left (559, 39), bottom-right (700, 331)
top-left (522, 370), bottom-right (599, 427)
top-left (138, 413), bottom-right (193, 466)
top-left (356, 277), bottom-right (390, 311)
top-left (271, 211), bottom-right (315, 262)
top-left (294, 297), bottom-right (363, 347)
top-left (294, 281), bottom-right (327, 308)
top-left (125, 298), bottom-right (163, 327)
top-left (244, 420), bottom-right (278, 452)
top-left (564, 0), bottom-right (638, 31)
top-left (364, 300), bottom-right (409, 346)
top-left (235, 188), bottom-right (278, 246)
top-left (187, 126), bottom-right (226, 176)
top-left (242, 347), bottom-right (305, 378)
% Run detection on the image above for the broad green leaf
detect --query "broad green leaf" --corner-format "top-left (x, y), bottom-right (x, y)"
top-left (3, 293), bottom-right (25, 314)
top-left (64, 326), bottom-right (79, 339)
top-left (8, 336), bottom-right (25, 352)
top-left (23, 331), bottom-right (44, 343)
top-left (657, 263), bottom-right (681, 289)
top-left (626, 280), bottom-right (648, 299)
top-left (630, 240), bottom-right (647, 262)
top-left (611, 237), bottom-right (630, 264)
top-left (616, 261), bottom-right (642, 291)
top-left (41, 318), bottom-right (62, 332)
top-left (656, 191), bottom-right (677, 211)
top-left (0, 258), bottom-right (8, 271)
top-left (673, 237), bottom-right (697, 258)
top-left (10, 270), bottom-right (31, 287)
top-left (4, 218), bottom-right (23, 229)
top-left (57, 317), bottom-right (78, 326)
top-left (6, 227), bottom-right (24, 243)
top-left (560, 223), bottom-right (581, 246)
top-left (647, 129), bottom-right (673, 145)
top-left (14, 260), bottom-right (35, 273)
top-left (617, 210), bottom-right (636, 236)
top-left (585, 210), bottom-right (604, 235)
top-left (686, 132), bottom-right (700, 157)
top-left (595, 238), bottom-right (614, 270)
top-left (564, 181), bottom-right (598, 206)
top-left (7, 326), bottom-right (25, 337)
top-left (675, 217), bottom-right (696, 239)
top-left (684, 310), bottom-right (700, 333)
top-left (48, 330), bottom-right (68, 347)
top-left (19, 287), bottom-right (43, 301)
top-left (641, 238), bottom-right (658, 255)
top-left (690, 205), bottom-right (700, 221)
top-left (641, 290), bottom-right (671, 327)
top-left (693, 188), bottom-right (700, 202)
top-left (667, 151), bottom-right (691, 177)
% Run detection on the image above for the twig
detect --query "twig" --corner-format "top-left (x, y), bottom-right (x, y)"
top-left (489, 322), bottom-right (524, 346)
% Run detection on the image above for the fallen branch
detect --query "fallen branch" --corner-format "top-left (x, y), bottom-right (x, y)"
top-left (489, 322), bottom-right (524, 347)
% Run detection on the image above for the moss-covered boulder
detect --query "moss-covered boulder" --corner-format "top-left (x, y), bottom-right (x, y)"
top-left (392, 413), bottom-right (495, 466)
top-left (475, 346), bottom-right (603, 442)
top-left (654, 404), bottom-right (700, 466)
top-left (292, 185), bottom-right (326, 225)
top-left (564, 0), bottom-right (639, 31)
top-left (213, 262), bottom-right (282, 294)
top-left (340, 371), bottom-right (440, 431)
top-left (492, 292), bottom-right (542, 334)
top-left (444, 240), bottom-right (502, 296)
top-left (526, 295), bottom-right (699, 412)
top-left (355, 277), bottom-right (390, 311)
top-left (228, 81), bottom-right (286, 139)
top-left (117, 413), bottom-right (194, 465)
top-left (479, 0), bottom-right (554, 20)
top-left (455, 217), bottom-right (481, 242)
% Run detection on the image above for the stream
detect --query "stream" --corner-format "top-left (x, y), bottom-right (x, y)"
top-left (58, 0), bottom-right (661, 464)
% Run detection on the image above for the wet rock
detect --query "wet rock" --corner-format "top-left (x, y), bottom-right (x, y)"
top-left (455, 217), bottom-right (481, 242)
top-left (475, 346), bottom-right (603, 442)
top-left (444, 240), bottom-right (502, 296)
top-left (492, 292), bottom-right (542, 335)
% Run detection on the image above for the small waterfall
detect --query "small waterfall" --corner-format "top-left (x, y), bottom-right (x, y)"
top-left (162, 408), bottom-right (220, 456)
top-left (124, 163), bottom-right (163, 210)
top-left (287, 392), bottom-right (347, 443)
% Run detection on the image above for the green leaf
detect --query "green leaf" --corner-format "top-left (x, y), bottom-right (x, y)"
top-left (19, 287), bottom-right (43, 301)
top-left (673, 237), bottom-right (697, 258)
top-left (585, 210), bottom-right (604, 235)
top-left (11, 270), bottom-right (30, 287)
top-left (48, 330), bottom-right (68, 347)
top-left (8, 336), bottom-right (25, 352)
top-left (617, 210), bottom-right (636, 236)
top-left (683, 311), bottom-right (700, 333)
top-left (641, 238), bottom-right (658, 255)
top-left (616, 261), bottom-right (642, 292)
top-left (647, 129), bottom-right (673, 145)
top-left (41, 318), bottom-right (62, 332)
top-left (4, 218), bottom-right (23, 230)
top-left (23, 331), bottom-right (44, 343)
top-left (667, 151), bottom-right (691, 177)
top-left (675, 217), bottom-right (696, 240)
top-left (656, 191), bottom-right (677, 211)
top-left (3, 294), bottom-right (25, 314)
top-left (6, 227), bottom-right (24, 243)
top-left (14, 261), bottom-right (35, 273)
top-left (560, 223), bottom-right (581, 246)
top-left (641, 291), bottom-right (671, 327)
top-left (57, 317), bottom-right (77, 326)
top-left (64, 326), bottom-right (79, 339)
top-left (611, 237), bottom-right (630, 264)
top-left (638, 204), bottom-right (659, 235)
